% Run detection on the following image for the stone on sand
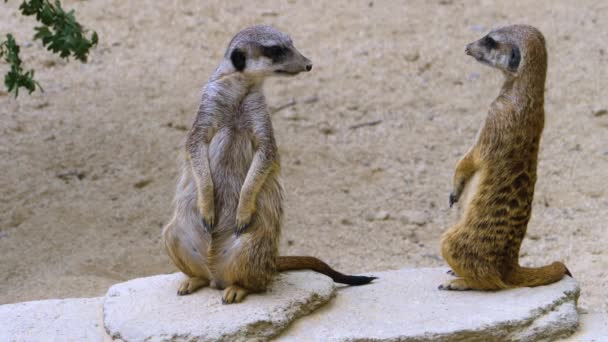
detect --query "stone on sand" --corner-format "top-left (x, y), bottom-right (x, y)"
top-left (0, 297), bottom-right (106, 342)
top-left (102, 272), bottom-right (335, 341)
top-left (277, 268), bottom-right (580, 341)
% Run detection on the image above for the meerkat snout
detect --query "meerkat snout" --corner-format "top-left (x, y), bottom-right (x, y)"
top-left (465, 44), bottom-right (472, 55)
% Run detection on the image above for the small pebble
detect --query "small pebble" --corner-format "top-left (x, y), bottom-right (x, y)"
top-left (134, 179), bottom-right (153, 189)
top-left (302, 95), bottom-right (319, 104)
top-left (340, 218), bottom-right (353, 226)
top-left (404, 52), bottom-right (420, 62)
top-left (365, 211), bottom-right (390, 221)
top-left (399, 210), bottom-right (429, 226)
top-left (281, 109), bottom-right (300, 121)
top-left (374, 211), bottom-right (390, 221)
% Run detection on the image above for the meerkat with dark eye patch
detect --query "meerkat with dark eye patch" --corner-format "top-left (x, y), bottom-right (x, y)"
top-left (162, 25), bottom-right (376, 304)
top-left (439, 25), bottom-right (571, 291)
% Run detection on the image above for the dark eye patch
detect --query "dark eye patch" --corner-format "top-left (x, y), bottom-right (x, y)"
top-left (262, 45), bottom-right (288, 62)
top-left (482, 36), bottom-right (498, 49)
top-left (230, 49), bottom-right (246, 71)
top-left (508, 46), bottom-right (521, 71)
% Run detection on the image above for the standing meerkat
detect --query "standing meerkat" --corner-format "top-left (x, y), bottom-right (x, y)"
top-left (440, 25), bottom-right (571, 291)
top-left (162, 25), bottom-right (375, 304)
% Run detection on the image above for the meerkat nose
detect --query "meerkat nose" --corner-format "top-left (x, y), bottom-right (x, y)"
top-left (465, 44), bottom-right (472, 55)
top-left (305, 64), bottom-right (313, 71)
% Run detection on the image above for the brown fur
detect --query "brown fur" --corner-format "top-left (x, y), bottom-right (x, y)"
top-left (440, 25), bottom-right (571, 291)
top-left (162, 26), bottom-right (374, 304)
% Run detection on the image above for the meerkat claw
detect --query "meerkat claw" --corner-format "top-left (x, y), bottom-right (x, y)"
top-left (222, 285), bottom-right (248, 304)
top-left (177, 277), bottom-right (209, 296)
top-left (446, 269), bottom-right (457, 276)
top-left (202, 218), bottom-right (214, 233)
top-left (449, 192), bottom-right (458, 208)
top-left (235, 212), bottom-right (253, 236)
top-left (235, 222), bottom-right (251, 236)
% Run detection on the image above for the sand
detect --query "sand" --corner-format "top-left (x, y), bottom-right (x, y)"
top-left (0, 0), bottom-right (606, 314)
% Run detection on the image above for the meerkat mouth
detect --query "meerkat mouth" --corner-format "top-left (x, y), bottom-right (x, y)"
top-left (274, 70), bottom-right (300, 75)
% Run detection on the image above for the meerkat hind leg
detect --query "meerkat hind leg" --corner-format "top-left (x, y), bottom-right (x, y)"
top-left (177, 277), bottom-right (210, 296)
top-left (438, 278), bottom-right (473, 291)
top-left (222, 285), bottom-right (249, 304)
top-left (439, 275), bottom-right (506, 291)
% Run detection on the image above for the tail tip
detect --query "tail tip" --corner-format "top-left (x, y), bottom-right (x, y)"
top-left (342, 275), bottom-right (377, 286)
top-left (564, 267), bottom-right (573, 278)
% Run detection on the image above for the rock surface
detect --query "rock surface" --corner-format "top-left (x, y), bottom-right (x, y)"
top-left (102, 272), bottom-right (335, 341)
top-left (277, 268), bottom-right (580, 341)
top-left (0, 297), bottom-right (106, 342)
top-left (0, 268), bottom-right (586, 341)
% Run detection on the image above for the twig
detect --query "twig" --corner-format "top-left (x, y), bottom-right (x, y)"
top-left (270, 99), bottom-right (296, 113)
top-left (349, 120), bottom-right (382, 130)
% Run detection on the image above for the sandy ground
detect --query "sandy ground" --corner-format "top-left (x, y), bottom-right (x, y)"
top-left (1, 0), bottom-right (606, 313)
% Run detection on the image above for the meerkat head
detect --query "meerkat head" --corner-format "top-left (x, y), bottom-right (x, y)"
top-left (223, 25), bottom-right (312, 78)
top-left (465, 25), bottom-right (546, 78)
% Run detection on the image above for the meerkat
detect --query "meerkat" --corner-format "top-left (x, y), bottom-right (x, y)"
top-left (439, 25), bottom-right (571, 291)
top-left (162, 25), bottom-right (375, 304)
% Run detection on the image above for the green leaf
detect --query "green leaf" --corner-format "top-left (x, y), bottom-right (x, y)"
top-left (3, 0), bottom-right (98, 96)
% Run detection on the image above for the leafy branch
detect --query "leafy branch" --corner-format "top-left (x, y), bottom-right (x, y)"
top-left (0, 0), bottom-right (98, 97)
top-left (0, 34), bottom-right (41, 96)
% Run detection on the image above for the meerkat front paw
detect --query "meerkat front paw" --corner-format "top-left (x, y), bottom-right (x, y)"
top-left (235, 212), bottom-right (253, 236)
top-left (222, 285), bottom-right (249, 304)
top-left (449, 191), bottom-right (460, 208)
top-left (197, 199), bottom-right (215, 233)
top-left (201, 214), bottom-right (215, 233)
top-left (235, 204), bottom-right (255, 236)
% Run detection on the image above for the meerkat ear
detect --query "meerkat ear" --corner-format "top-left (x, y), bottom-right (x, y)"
top-left (230, 49), bottom-right (246, 71)
top-left (508, 46), bottom-right (521, 71)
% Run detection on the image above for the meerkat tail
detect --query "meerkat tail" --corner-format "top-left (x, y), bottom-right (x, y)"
top-left (506, 262), bottom-right (572, 287)
top-left (277, 256), bottom-right (377, 285)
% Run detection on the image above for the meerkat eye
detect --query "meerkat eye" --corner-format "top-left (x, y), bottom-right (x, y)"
top-left (482, 36), bottom-right (498, 49)
top-left (262, 45), bottom-right (288, 61)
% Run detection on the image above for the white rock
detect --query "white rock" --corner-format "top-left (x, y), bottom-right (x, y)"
top-left (0, 297), bottom-right (106, 342)
top-left (103, 272), bottom-right (335, 341)
top-left (277, 268), bottom-right (580, 341)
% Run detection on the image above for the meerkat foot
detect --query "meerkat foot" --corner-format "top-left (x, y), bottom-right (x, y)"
top-left (222, 285), bottom-right (249, 304)
top-left (177, 277), bottom-right (210, 296)
top-left (446, 269), bottom-right (457, 276)
top-left (438, 279), bottom-right (472, 291)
